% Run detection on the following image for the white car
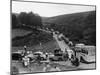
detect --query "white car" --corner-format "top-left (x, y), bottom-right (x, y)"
top-left (33, 51), bottom-right (46, 60)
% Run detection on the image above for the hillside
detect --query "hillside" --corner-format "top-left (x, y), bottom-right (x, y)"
top-left (42, 11), bottom-right (95, 24)
top-left (12, 29), bottom-right (32, 39)
top-left (12, 11), bottom-right (96, 47)
top-left (42, 11), bottom-right (96, 45)
top-left (12, 27), bottom-right (53, 47)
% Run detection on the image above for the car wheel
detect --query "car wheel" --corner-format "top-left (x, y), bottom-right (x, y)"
top-left (71, 57), bottom-right (80, 67)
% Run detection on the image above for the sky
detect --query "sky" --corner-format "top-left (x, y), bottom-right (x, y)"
top-left (12, 1), bottom-right (96, 17)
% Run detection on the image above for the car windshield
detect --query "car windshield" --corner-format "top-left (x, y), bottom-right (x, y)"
top-left (34, 53), bottom-right (41, 55)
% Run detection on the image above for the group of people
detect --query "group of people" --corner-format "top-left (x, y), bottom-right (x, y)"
top-left (21, 45), bottom-right (62, 72)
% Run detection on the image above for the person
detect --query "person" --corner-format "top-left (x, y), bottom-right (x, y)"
top-left (22, 56), bottom-right (30, 68)
top-left (43, 53), bottom-right (51, 72)
top-left (23, 45), bottom-right (27, 56)
top-left (45, 52), bottom-right (49, 60)
top-left (36, 54), bottom-right (42, 66)
top-left (67, 49), bottom-right (75, 61)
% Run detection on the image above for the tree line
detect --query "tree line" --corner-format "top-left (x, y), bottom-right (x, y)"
top-left (12, 12), bottom-right (42, 28)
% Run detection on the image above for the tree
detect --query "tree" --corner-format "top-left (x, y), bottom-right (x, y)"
top-left (28, 12), bottom-right (42, 27)
top-left (12, 13), bottom-right (18, 28)
top-left (18, 12), bottom-right (42, 28)
top-left (18, 12), bottom-right (28, 25)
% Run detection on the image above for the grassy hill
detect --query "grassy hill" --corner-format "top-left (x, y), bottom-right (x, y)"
top-left (12, 29), bottom-right (32, 39)
top-left (42, 11), bottom-right (95, 24)
top-left (12, 26), bottom-right (53, 47)
top-left (42, 11), bottom-right (96, 45)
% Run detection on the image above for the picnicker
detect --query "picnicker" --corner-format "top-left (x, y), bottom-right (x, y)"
top-left (22, 56), bottom-right (30, 68)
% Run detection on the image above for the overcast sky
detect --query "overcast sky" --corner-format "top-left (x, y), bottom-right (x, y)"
top-left (12, 1), bottom-right (95, 17)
